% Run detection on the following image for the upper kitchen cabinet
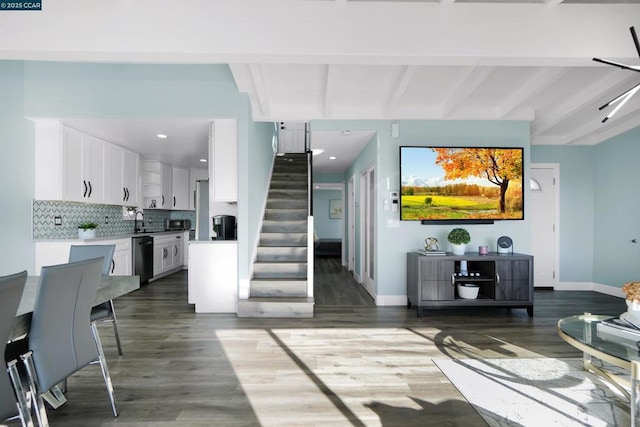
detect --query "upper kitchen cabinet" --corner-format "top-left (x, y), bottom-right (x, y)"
top-left (171, 167), bottom-right (190, 210)
top-left (106, 144), bottom-right (140, 207)
top-left (142, 160), bottom-right (172, 209)
top-left (34, 121), bottom-right (141, 207)
top-left (209, 119), bottom-right (238, 202)
top-left (62, 127), bottom-right (105, 203)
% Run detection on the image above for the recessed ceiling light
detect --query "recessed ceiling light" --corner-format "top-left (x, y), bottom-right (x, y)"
top-left (329, 156), bottom-right (337, 160)
top-left (199, 158), bottom-right (207, 163)
top-left (340, 130), bottom-right (351, 136)
top-left (157, 134), bottom-right (168, 139)
top-left (312, 148), bottom-right (325, 156)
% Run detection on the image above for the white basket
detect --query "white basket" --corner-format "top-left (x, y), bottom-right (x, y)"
top-left (457, 283), bottom-right (479, 299)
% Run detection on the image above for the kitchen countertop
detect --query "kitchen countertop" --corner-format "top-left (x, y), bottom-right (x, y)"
top-left (35, 230), bottom-right (190, 242)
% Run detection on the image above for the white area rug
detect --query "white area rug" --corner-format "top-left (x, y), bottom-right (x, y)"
top-left (434, 358), bottom-right (630, 427)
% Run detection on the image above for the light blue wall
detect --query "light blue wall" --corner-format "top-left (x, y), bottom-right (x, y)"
top-left (593, 127), bottom-right (640, 287)
top-left (242, 119), bottom-right (276, 276)
top-left (313, 120), bottom-right (530, 298)
top-left (530, 145), bottom-right (595, 284)
top-left (313, 190), bottom-right (342, 239)
top-left (0, 61), bottom-right (270, 285)
top-left (0, 61), bottom-right (35, 275)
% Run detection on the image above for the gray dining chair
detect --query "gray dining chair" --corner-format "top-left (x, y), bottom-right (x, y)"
top-left (1, 270), bottom-right (34, 427)
top-left (69, 244), bottom-right (123, 356)
top-left (20, 257), bottom-right (119, 423)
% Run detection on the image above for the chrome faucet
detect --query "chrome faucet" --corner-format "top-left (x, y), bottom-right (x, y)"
top-left (134, 211), bottom-right (144, 233)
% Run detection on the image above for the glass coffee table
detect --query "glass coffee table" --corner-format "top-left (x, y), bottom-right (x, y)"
top-left (558, 313), bottom-right (640, 427)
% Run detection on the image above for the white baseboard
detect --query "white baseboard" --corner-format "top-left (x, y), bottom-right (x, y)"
top-left (375, 295), bottom-right (407, 306)
top-left (553, 281), bottom-right (624, 299)
top-left (353, 272), bottom-right (360, 283)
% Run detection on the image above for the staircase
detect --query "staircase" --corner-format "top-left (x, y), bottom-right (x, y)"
top-left (237, 153), bottom-right (314, 318)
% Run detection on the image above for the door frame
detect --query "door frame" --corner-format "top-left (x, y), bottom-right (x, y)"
top-left (348, 175), bottom-right (355, 273)
top-left (313, 182), bottom-right (345, 266)
top-left (530, 163), bottom-right (560, 289)
top-left (359, 164), bottom-right (376, 298)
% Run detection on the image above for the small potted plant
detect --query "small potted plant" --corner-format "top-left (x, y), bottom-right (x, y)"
top-left (78, 221), bottom-right (98, 240)
top-left (447, 228), bottom-right (470, 255)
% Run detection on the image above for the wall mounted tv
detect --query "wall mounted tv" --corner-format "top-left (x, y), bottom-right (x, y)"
top-left (399, 146), bottom-right (524, 224)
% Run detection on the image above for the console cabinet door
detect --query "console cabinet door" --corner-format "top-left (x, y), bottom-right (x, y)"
top-left (420, 259), bottom-right (455, 301)
top-left (495, 259), bottom-right (530, 301)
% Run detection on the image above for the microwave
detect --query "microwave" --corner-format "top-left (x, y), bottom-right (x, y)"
top-left (165, 219), bottom-right (191, 231)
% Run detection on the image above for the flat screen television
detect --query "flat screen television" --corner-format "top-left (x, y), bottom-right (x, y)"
top-left (399, 146), bottom-right (524, 223)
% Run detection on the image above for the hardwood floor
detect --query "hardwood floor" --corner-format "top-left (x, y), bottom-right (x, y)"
top-left (7, 263), bottom-right (627, 426)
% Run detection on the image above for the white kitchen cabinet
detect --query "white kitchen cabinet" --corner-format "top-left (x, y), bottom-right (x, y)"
top-left (123, 149), bottom-right (140, 206)
top-left (171, 167), bottom-right (190, 210)
top-left (34, 120), bottom-right (139, 207)
top-left (151, 233), bottom-right (184, 279)
top-left (62, 127), bottom-right (105, 203)
top-left (209, 119), bottom-right (238, 202)
top-left (188, 241), bottom-right (237, 312)
top-left (142, 160), bottom-right (172, 209)
top-left (107, 145), bottom-right (140, 206)
top-left (35, 238), bottom-right (131, 276)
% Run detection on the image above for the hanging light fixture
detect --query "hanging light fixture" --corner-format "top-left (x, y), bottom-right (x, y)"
top-left (593, 26), bottom-right (640, 123)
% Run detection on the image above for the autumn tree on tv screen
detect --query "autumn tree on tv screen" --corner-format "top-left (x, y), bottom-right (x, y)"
top-left (400, 147), bottom-right (523, 221)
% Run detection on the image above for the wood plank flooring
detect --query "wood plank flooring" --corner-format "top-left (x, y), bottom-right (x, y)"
top-left (6, 259), bottom-right (627, 426)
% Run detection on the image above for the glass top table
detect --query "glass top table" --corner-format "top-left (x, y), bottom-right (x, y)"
top-left (558, 313), bottom-right (640, 426)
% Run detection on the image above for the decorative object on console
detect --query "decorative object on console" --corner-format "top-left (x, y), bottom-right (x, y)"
top-left (457, 283), bottom-right (479, 300)
top-left (497, 236), bottom-right (513, 254)
top-left (78, 221), bottom-right (98, 239)
top-left (447, 228), bottom-right (470, 255)
top-left (424, 237), bottom-right (439, 252)
top-left (592, 26), bottom-right (640, 123)
top-left (478, 245), bottom-right (489, 255)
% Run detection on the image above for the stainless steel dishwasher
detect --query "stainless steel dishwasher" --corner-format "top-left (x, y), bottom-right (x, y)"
top-left (132, 235), bottom-right (153, 284)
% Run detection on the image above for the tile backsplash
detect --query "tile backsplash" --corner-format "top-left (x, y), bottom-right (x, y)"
top-left (33, 200), bottom-right (196, 239)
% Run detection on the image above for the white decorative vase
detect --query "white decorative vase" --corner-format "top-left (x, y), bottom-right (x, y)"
top-left (451, 243), bottom-right (466, 256)
top-left (78, 228), bottom-right (96, 240)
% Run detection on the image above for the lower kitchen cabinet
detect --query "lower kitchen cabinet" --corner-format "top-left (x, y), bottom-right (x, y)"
top-left (35, 238), bottom-right (132, 275)
top-left (151, 232), bottom-right (185, 280)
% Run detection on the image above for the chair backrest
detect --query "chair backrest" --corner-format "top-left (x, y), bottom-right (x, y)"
top-left (29, 258), bottom-right (104, 392)
top-left (69, 244), bottom-right (116, 277)
top-left (0, 270), bottom-right (27, 422)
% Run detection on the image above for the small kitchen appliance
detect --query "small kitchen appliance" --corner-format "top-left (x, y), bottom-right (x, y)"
top-left (212, 215), bottom-right (236, 240)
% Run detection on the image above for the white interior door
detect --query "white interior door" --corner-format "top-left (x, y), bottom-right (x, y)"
top-left (360, 166), bottom-right (376, 298)
top-left (348, 176), bottom-right (355, 274)
top-left (530, 164), bottom-right (559, 288)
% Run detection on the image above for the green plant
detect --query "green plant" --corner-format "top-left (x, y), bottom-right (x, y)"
top-left (78, 221), bottom-right (98, 230)
top-left (447, 228), bottom-right (470, 245)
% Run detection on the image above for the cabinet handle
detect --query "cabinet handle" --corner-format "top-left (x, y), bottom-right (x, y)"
top-left (126, 187), bottom-right (129, 201)
top-left (111, 259), bottom-right (115, 274)
top-left (175, 245), bottom-right (178, 256)
top-left (451, 274), bottom-right (455, 286)
top-left (162, 195), bottom-right (165, 206)
top-left (123, 187), bottom-right (127, 202)
top-left (88, 181), bottom-right (92, 197)
top-left (173, 196), bottom-right (176, 207)
top-left (83, 180), bottom-right (88, 197)
top-left (496, 273), bottom-right (500, 285)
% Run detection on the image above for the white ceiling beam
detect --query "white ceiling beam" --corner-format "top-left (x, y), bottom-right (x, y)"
top-left (249, 64), bottom-right (271, 118)
top-left (564, 96), bottom-right (640, 145)
top-left (532, 71), bottom-right (638, 135)
top-left (386, 66), bottom-right (416, 116)
top-left (441, 66), bottom-right (494, 118)
top-left (323, 65), bottom-right (337, 118)
top-left (498, 67), bottom-right (568, 118)
top-left (1, 2), bottom-right (639, 66)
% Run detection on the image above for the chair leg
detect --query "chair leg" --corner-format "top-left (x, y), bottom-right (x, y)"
top-left (7, 360), bottom-right (35, 427)
top-left (20, 352), bottom-right (49, 427)
top-left (108, 300), bottom-right (123, 356)
top-left (90, 322), bottom-right (118, 417)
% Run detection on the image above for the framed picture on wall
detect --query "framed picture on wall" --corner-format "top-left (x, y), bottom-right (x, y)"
top-left (329, 199), bottom-right (343, 219)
